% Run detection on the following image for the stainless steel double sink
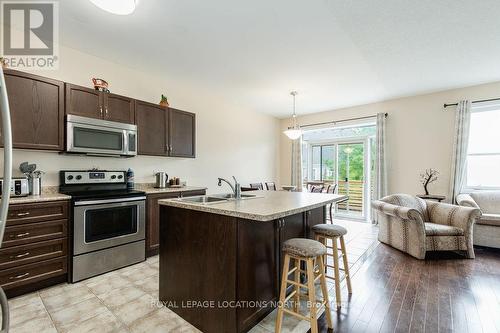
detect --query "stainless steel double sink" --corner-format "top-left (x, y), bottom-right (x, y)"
top-left (176, 193), bottom-right (260, 205)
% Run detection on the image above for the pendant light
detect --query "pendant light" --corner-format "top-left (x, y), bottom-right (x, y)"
top-left (283, 91), bottom-right (303, 140)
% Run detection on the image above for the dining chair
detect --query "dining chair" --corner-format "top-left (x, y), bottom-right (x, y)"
top-left (250, 183), bottom-right (264, 190)
top-left (326, 184), bottom-right (338, 222)
top-left (265, 182), bottom-right (277, 191)
top-left (310, 186), bottom-right (324, 193)
top-left (241, 186), bottom-right (258, 192)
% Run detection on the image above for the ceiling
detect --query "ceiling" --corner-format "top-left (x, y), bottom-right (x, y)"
top-left (59, 0), bottom-right (500, 118)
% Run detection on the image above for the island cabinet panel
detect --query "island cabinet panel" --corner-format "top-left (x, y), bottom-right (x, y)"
top-left (0, 69), bottom-right (64, 151)
top-left (159, 206), bottom-right (238, 333)
top-left (277, 212), bottom-right (305, 280)
top-left (305, 206), bottom-right (326, 238)
top-left (158, 204), bottom-right (330, 333)
top-left (135, 100), bottom-right (168, 156)
top-left (236, 218), bottom-right (278, 332)
top-left (169, 108), bottom-right (196, 158)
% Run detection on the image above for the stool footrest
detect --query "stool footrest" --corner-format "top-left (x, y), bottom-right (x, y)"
top-left (281, 307), bottom-right (310, 321)
top-left (286, 279), bottom-right (307, 289)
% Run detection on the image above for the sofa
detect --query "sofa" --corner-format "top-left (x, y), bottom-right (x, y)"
top-left (457, 191), bottom-right (500, 248)
top-left (372, 194), bottom-right (481, 259)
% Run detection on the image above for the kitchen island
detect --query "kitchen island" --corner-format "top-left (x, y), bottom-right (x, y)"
top-left (158, 190), bottom-right (347, 333)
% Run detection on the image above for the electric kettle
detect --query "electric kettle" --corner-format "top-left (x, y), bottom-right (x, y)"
top-left (155, 172), bottom-right (168, 188)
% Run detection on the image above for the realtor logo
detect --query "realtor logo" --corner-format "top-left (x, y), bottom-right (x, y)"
top-left (1, 1), bottom-right (59, 69)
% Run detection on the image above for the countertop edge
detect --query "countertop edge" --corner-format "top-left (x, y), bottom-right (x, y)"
top-left (158, 195), bottom-right (347, 222)
top-left (141, 186), bottom-right (208, 195)
top-left (5, 194), bottom-right (72, 205)
top-left (3, 186), bottom-right (207, 204)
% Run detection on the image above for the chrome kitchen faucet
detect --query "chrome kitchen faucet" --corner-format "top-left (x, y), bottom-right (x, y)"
top-left (217, 176), bottom-right (241, 199)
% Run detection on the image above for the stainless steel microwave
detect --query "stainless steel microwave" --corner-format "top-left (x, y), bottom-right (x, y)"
top-left (66, 115), bottom-right (137, 157)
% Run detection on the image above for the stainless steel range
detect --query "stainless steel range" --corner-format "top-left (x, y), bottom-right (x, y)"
top-left (59, 170), bottom-right (146, 282)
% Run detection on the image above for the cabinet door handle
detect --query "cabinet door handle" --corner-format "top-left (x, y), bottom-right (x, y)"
top-left (9, 272), bottom-right (29, 280)
top-left (16, 212), bottom-right (30, 217)
top-left (11, 252), bottom-right (30, 259)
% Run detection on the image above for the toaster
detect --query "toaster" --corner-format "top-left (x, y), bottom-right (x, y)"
top-left (0, 177), bottom-right (29, 197)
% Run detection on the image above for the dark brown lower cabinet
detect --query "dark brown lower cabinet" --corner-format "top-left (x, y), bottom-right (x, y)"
top-left (1, 200), bottom-right (69, 298)
top-left (159, 205), bottom-right (326, 333)
top-left (146, 189), bottom-right (206, 257)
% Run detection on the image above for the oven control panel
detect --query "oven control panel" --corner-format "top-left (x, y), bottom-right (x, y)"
top-left (61, 171), bottom-right (125, 184)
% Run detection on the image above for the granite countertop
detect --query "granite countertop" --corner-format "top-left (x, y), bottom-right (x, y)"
top-left (4, 192), bottom-right (71, 205)
top-left (159, 190), bottom-right (348, 221)
top-left (134, 184), bottom-right (207, 194)
top-left (1, 184), bottom-right (207, 205)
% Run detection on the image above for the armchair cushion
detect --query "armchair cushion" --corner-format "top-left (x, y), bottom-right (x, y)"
top-left (424, 222), bottom-right (464, 236)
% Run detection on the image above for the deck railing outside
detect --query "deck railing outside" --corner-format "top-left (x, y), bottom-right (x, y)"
top-left (305, 180), bottom-right (364, 213)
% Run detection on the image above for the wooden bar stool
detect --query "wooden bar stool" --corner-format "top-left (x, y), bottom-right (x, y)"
top-left (275, 238), bottom-right (333, 333)
top-left (312, 224), bottom-right (352, 309)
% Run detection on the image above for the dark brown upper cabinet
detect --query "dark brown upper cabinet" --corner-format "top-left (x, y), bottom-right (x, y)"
top-left (135, 103), bottom-right (196, 158)
top-left (135, 100), bottom-right (168, 156)
top-left (103, 93), bottom-right (135, 123)
top-left (169, 108), bottom-right (196, 158)
top-left (65, 84), bottom-right (135, 124)
top-left (0, 69), bottom-right (64, 151)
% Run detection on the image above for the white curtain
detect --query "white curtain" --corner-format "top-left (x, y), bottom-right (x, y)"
top-left (291, 138), bottom-right (303, 192)
top-left (373, 113), bottom-right (388, 222)
top-left (449, 100), bottom-right (471, 203)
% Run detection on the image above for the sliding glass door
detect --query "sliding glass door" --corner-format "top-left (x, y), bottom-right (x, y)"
top-left (307, 139), bottom-right (370, 220)
top-left (337, 142), bottom-right (365, 218)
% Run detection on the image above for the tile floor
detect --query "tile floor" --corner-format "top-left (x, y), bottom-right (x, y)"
top-left (7, 220), bottom-right (379, 333)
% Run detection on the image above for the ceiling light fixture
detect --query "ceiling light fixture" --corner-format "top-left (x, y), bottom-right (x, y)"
top-left (89, 0), bottom-right (137, 15)
top-left (283, 91), bottom-right (303, 140)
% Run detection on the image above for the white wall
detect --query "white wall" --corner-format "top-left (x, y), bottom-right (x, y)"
top-left (280, 81), bottom-right (500, 198)
top-left (2, 45), bottom-right (280, 193)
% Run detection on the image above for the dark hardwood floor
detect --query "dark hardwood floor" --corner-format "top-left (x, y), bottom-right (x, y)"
top-left (313, 245), bottom-right (500, 333)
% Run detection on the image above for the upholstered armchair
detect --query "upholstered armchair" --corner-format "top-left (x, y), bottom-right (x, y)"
top-left (372, 194), bottom-right (481, 259)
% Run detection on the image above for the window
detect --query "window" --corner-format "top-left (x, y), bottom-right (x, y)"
top-left (309, 145), bottom-right (336, 181)
top-left (466, 102), bottom-right (500, 189)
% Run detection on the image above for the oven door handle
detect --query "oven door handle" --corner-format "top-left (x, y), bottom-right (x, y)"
top-left (74, 196), bottom-right (146, 206)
